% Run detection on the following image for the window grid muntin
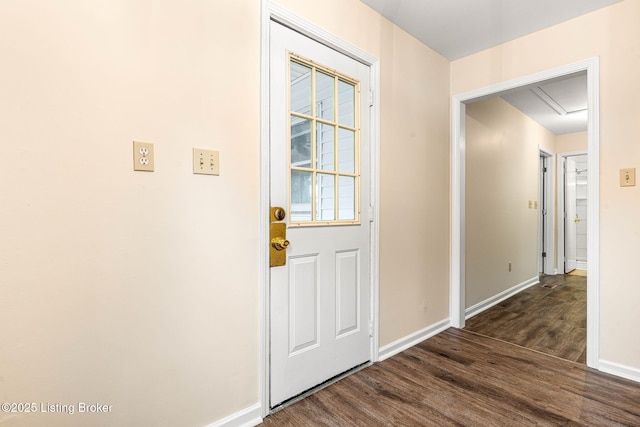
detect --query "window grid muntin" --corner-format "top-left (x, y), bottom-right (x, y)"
top-left (288, 53), bottom-right (360, 226)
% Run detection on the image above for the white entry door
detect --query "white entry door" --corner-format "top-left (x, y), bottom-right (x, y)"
top-left (269, 21), bottom-right (372, 407)
top-left (565, 157), bottom-right (578, 273)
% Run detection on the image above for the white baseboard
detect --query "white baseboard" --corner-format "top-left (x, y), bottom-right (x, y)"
top-left (207, 402), bottom-right (262, 427)
top-left (599, 360), bottom-right (640, 384)
top-left (378, 318), bottom-right (451, 361)
top-left (576, 260), bottom-right (588, 270)
top-left (465, 276), bottom-right (539, 320)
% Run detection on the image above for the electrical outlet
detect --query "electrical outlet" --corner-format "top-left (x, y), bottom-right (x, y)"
top-left (133, 141), bottom-right (154, 172)
top-left (193, 148), bottom-right (220, 175)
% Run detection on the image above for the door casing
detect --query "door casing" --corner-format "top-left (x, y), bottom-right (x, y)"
top-left (451, 57), bottom-right (600, 369)
top-left (260, 1), bottom-right (381, 416)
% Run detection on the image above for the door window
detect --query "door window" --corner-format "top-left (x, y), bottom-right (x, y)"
top-left (288, 54), bottom-right (360, 225)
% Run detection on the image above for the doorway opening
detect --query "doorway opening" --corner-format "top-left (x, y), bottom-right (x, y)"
top-left (451, 57), bottom-right (600, 369)
top-left (558, 151), bottom-right (589, 275)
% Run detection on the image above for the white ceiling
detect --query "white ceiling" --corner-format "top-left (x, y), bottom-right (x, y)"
top-left (359, 0), bottom-right (613, 134)
top-left (360, 0), bottom-right (621, 61)
top-left (500, 72), bottom-right (588, 135)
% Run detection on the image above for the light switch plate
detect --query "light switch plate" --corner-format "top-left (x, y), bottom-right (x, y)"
top-left (620, 168), bottom-right (636, 187)
top-left (133, 141), bottom-right (154, 172)
top-left (193, 148), bottom-right (220, 175)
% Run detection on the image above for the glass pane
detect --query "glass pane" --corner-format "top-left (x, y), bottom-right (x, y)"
top-left (316, 173), bottom-right (335, 221)
top-left (338, 80), bottom-right (355, 127)
top-left (291, 116), bottom-right (311, 168)
top-left (291, 170), bottom-right (312, 221)
top-left (338, 128), bottom-right (355, 173)
top-left (316, 123), bottom-right (335, 171)
top-left (290, 61), bottom-right (311, 115)
top-left (338, 176), bottom-right (356, 220)
top-left (315, 71), bottom-right (334, 121)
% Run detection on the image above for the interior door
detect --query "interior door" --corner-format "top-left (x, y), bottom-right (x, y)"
top-left (539, 155), bottom-right (546, 274)
top-left (565, 157), bottom-right (578, 273)
top-left (269, 21), bottom-right (372, 407)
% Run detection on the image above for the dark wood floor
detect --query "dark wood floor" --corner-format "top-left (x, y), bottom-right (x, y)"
top-left (464, 274), bottom-right (587, 363)
top-left (262, 328), bottom-right (640, 426)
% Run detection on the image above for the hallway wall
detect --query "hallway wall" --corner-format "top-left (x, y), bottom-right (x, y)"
top-left (0, 1), bottom-right (262, 425)
top-left (465, 97), bottom-right (556, 308)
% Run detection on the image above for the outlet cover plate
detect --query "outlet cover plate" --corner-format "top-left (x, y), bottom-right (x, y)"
top-left (193, 148), bottom-right (220, 175)
top-left (133, 141), bottom-right (154, 172)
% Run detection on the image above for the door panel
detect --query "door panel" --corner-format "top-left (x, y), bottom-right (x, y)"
top-left (289, 255), bottom-right (319, 354)
top-left (336, 249), bottom-right (360, 337)
top-left (269, 21), bottom-right (371, 407)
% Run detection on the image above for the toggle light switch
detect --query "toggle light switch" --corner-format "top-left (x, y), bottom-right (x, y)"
top-left (193, 148), bottom-right (220, 176)
top-left (620, 168), bottom-right (636, 187)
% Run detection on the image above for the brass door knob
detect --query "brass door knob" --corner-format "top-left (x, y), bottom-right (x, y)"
top-left (271, 237), bottom-right (290, 251)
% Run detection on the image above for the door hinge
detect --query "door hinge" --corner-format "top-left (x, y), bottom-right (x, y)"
top-left (542, 252), bottom-right (547, 258)
top-left (369, 320), bottom-right (373, 337)
top-left (369, 205), bottom-right (375, 222)
top-left (543, 167), bottom-right (547, 173)
top-left (369, 90), bottom-right (374, 107)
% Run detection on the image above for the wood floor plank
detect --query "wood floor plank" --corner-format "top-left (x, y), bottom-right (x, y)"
top-left (261, 328), bottom-right (640, 426)
top-left (465, 274), bottom-right (587, 363)
top-left (413, 333), bottom-right (588, 424)
top-left (421, 331), bottom-right (635, 426)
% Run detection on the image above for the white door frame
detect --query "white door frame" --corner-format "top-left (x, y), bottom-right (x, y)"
top-left (260, 1), bottom-right (380, 416)
top-left (538, 148), bottom-right (555, 275)
top-left (557, 150), bottom-right (588, 274)
top-left (451, 57), bottom-right (600, 369)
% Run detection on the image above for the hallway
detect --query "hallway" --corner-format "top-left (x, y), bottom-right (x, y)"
top-left (464, 274), bottom-right (587, 363)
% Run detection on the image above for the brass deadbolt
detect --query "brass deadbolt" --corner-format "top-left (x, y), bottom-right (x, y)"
top-left (272, 207), bottom-right (286, 222)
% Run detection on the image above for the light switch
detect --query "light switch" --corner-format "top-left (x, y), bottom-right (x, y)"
top-left (620, 168), bottom-right (636, 187)
top-left (133, 141), bottom-right (154, 172)
top-left (193, 148), bottom-right (220, 175)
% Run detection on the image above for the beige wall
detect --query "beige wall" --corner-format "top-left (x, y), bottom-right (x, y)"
top-left (453, 0), bottom-right (640, 369)
top-left (556, 131), bottom-right (588, 153)
top-left (0, 0), bottom-right (451, 425)
top-left (465, 97), bottom-right (556, 308)
top-left (0, 1), bottom-right (261, 426)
